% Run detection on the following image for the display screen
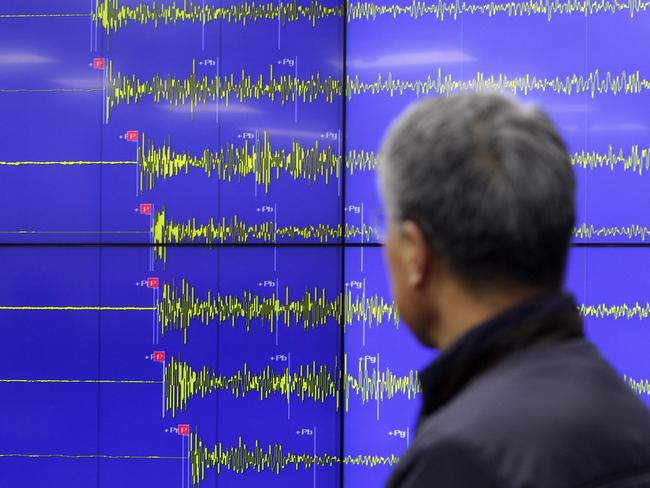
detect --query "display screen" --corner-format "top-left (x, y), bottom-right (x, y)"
top-left (0, 1), bottom-right (648, 486)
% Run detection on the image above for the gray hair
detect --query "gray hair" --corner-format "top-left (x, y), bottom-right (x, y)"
top-left (378, 93), bottom-right (575, 289)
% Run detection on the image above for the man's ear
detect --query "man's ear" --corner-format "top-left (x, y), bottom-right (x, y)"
top-left (399, 220), bottom-right (432, 289)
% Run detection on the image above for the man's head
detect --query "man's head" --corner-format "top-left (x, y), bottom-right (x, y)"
top-left (378, 93), bottom-right (575, 348)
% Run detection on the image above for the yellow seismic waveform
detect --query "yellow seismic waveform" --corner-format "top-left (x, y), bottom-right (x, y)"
top-left (625, 375), bottom-right (650, 396)
top-left (151, 209), bottom-right (379, 262)
top-left (91, 0), bottom-right (650, 33)
top-left (105, 60), bottom-right (342, 121)
top-left (348, 0), bottom-right (650, 20)
top-left (157, 280), bottom-right (400, 343)
top-left (5, 145), bottom-right (650, 187)
top-left (156, 281), bottom-right (650, 342)
top-left (579, 302), bottom-right (650, 320)
top-left (106, 62), bottom-right (650, 119)
top-left (165, 355), bottom-right (420, 416)
top-left (574, 224), bottom-right (650, 240)
top-left (139, 134), bottom-right (379, 190)
top-left (95, 0), bottom-right (341, 32)
top-left (571, 146), bottom-right (650, 174)
top-left (346, 69), bottom-right (650, 99)
top-left (0, 437), bottom-right (398, 482)
top-left (139, 132), bottom-right (342, 192)
top-left (152, 216), bottom-right (650, 261)
top-left (157, 141), bottom-right (647, 182)
top-left (0, 138), bottom-right (377, 189)
top-left (189, 431), bottom-right (399, 482)
top-left (2, 290), bottom-right (647, 340)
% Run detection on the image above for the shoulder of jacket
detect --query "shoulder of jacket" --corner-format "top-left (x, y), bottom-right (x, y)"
top-left (388, 434), bottom-right (511, 488)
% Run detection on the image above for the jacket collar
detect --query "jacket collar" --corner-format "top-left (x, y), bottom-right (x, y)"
top-left (418, 292), bottom-right (584, 424)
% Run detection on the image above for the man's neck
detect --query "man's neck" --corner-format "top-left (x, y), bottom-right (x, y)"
top-left (432, 282), bottom-right (547, 350)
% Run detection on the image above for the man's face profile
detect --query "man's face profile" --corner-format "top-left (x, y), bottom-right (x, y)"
top-left (384, 217), bottom-right (435, 347)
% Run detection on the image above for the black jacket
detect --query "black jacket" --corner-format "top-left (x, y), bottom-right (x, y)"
top-left (386, 293), bottom-right (650, 488)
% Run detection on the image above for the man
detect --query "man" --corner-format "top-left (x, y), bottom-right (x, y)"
top-left (379, 93), bottom-right (650, 487)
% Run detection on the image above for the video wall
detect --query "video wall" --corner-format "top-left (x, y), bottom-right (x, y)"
top-left (1, 1), bottom-right (649, 486)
